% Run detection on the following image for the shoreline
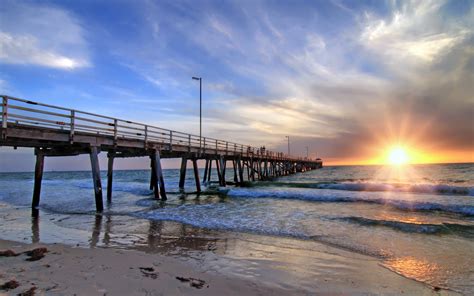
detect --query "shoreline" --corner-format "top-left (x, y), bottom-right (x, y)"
top-left (0, 206), bottom-right (459, 295)
top-left (0, 238), bottom-right (454, 296)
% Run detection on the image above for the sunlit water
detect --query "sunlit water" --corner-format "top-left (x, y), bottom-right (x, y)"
top-left (0, 163), bottom-right (473, 293)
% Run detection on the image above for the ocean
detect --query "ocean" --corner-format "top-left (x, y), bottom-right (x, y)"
top-left (0, 163), bottom-right (473, 294)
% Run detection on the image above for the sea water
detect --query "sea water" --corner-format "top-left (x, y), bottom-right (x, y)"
top-left (0, 163), bottom-right (473, 293)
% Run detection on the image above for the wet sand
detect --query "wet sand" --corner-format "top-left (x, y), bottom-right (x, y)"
top-left (1, 239), bottom-right (290, 295)
top-left (0, 206), bottom-right (459, 295)
top-left (0, 239), bottom-right (455, 296)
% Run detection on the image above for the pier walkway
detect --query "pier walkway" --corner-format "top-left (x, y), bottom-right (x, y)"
top-left (1, 95), bottom-right (322, 213)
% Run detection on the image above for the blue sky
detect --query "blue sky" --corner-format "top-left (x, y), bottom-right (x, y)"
top-left (1, 0), bottom-right (473, 171)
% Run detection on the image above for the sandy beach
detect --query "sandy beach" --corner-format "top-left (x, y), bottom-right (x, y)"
top-left (1, 239), bottom-right (291, 296)
top-left (0, 214), bottom-right (458, 296)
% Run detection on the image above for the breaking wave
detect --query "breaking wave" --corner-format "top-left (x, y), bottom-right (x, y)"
top-left (225, 187), bottom-right (474, 216)
top-left (255, 182), bottom-right (474, 196)
top-left (338, 216), bottom-right (474, 237)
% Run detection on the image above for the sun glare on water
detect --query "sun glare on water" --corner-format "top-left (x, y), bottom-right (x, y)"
top-left (388, 147), bottom-right (409, 165)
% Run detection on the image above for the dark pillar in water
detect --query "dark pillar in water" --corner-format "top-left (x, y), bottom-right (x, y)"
top-left (207, 159), bottom-right (212, 182)
top-left (179, 157), bottom-right (187, 189)
top-left (149, 159), bottom-right (156, 191)
top-left (154, 150), bottom-right (167, 200)
top-left (32, 148), bottom-right (44, 214)
top-left (215, 159), bottom-right (222, 186)
top-left (233, 160), bottom-right (238, 183)
top-left (252, 160), bottom-right (256, 181)
top-left (237, 158), bottom-right (244, 184)
top-left (150, 155), bottom-right (159, 199)
top-left (246, 160), bottom-right (250, 181)
top-left (221, 157), bottom-right (227, 181)
top-left (203, 159), bottom-right (209, 184)
top-left (192, 159), bottom-right (201, 192)
top-left (218, 156), bottom-right (226, 186)
top-left (107, 154), bottom-right (114, 202)
top-left (89, 146), bottom-right (104, 212)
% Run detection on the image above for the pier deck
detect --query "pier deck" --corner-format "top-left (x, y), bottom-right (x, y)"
top-left (1, 95), bottom-right (322, 213)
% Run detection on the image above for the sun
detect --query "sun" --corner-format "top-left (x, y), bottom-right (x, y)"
top-left (387, 147), bottom-right (409, 165)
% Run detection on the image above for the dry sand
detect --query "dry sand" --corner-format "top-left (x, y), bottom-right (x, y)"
top-left (0, 239), bottom-right (457, 296)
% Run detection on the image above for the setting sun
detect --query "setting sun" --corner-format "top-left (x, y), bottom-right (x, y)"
top-left (388, 147), bottom-right (409, 165)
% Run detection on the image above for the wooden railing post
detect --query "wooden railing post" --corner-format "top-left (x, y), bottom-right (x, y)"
top-left (215, 139), bottom-right (218, 154)
top-left (203, 137), bottom-right (206, 154)
top-left (2, 96), bottom-right (8, 129)
top-left (144, 125), bottom-right (148, 147)
top-left (169, 131), bottom-right (173, 151)
top-left (113, 119), bottom-right (118, 144)
top-left (69, 110), bottom-right (75, 143)
top-left (188, 134), bottom-right (191, 152)
top-left (226, 142), bottom-right (228, 155)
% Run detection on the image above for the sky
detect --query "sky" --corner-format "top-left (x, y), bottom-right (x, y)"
top-left (0, 0), bottom-right (473, 171)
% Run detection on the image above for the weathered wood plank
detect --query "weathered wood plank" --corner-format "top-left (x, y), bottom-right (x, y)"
top-left (150, 155), bottom-right (159, 199)
top-left (207, 159), bottom-right (212, 183)
top-left (203, 159), bottom-right (209, 184)
top-left (149, 157), bottom-right (156, 191)
top-left (237, 158), bottom-right (244, 184)
top-left (179, 157), bottom-right (187, 189)
top-left (89, 146), bottom-right (104, 212)
top-left (154, 150), bottom-right (167, 200)
top-left (215, 159), bottom-right (223, 186)
top-left (219, 156), bottom-right (226, 186)
top-left (107, 155), bottom-right (114, 202)
top-left (192, 159), bottom-right (201, 193)
top-left (232, 160), bottom-right (239, 183)
top-left (32, 149), bottom-right (44, 211)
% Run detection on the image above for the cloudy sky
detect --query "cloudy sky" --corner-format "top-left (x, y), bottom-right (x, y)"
top-left (0, 0), bottom-right (473, 171)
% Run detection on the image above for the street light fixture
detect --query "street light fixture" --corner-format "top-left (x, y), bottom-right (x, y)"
top-left (192, 77), bottom-right (202, 151)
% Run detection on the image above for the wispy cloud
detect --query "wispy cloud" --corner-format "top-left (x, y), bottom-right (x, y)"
top-left (0, 1), bottom-right (89, 69)
top-left (360, 0), bottom-right (470, 67)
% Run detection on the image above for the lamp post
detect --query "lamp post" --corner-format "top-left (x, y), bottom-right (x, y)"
top-left (192, 76), bottom-right (202, 151)
top-left (285, 136), bottom-right (290, 156)
top-left (305, 146), bottom-right (309, 159)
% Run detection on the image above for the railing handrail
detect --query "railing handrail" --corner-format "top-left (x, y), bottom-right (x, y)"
top-left (1, 94), bottom-right (320, 162)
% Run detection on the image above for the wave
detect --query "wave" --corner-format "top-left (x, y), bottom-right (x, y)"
top-left (225, 188), bottom-right (474, 216)
top-left (254, 182), bottom-right (474, 196)
top-left (338, 216), bottom-right (474, 237)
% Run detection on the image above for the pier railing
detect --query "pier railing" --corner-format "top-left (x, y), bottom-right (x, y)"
top-left (1, 95), bottom-right (313, 161)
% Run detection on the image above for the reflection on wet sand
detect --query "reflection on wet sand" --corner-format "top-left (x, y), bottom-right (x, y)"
top-left (86, 213), bottom-right (229, 255)
top-left (31, 216), bottom-right (39, 243)
top-left (384, 256), bottom-right (443, 289)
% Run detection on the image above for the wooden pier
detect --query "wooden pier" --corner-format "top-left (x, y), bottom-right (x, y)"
top-left (0, 95), bottom-right (322, 213)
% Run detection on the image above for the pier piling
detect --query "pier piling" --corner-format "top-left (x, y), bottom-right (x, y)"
top-left (150, 155), bottom-right (160, 199)
top-left (107, 154), bottom-right (114, 202)
top-left (154, 151), bottom-right (167, 200)
top-left (179, 157), bottom-right (187, 190)
top-left (89, 146), bottom-right (104, 212)
top-left (32, 149), bottom-right (44, 211)
top-left (192, 159), bottom-right (201, 192)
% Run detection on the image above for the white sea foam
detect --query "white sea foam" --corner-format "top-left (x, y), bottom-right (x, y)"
top-left (226, 187), bottom-right (474, 216)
